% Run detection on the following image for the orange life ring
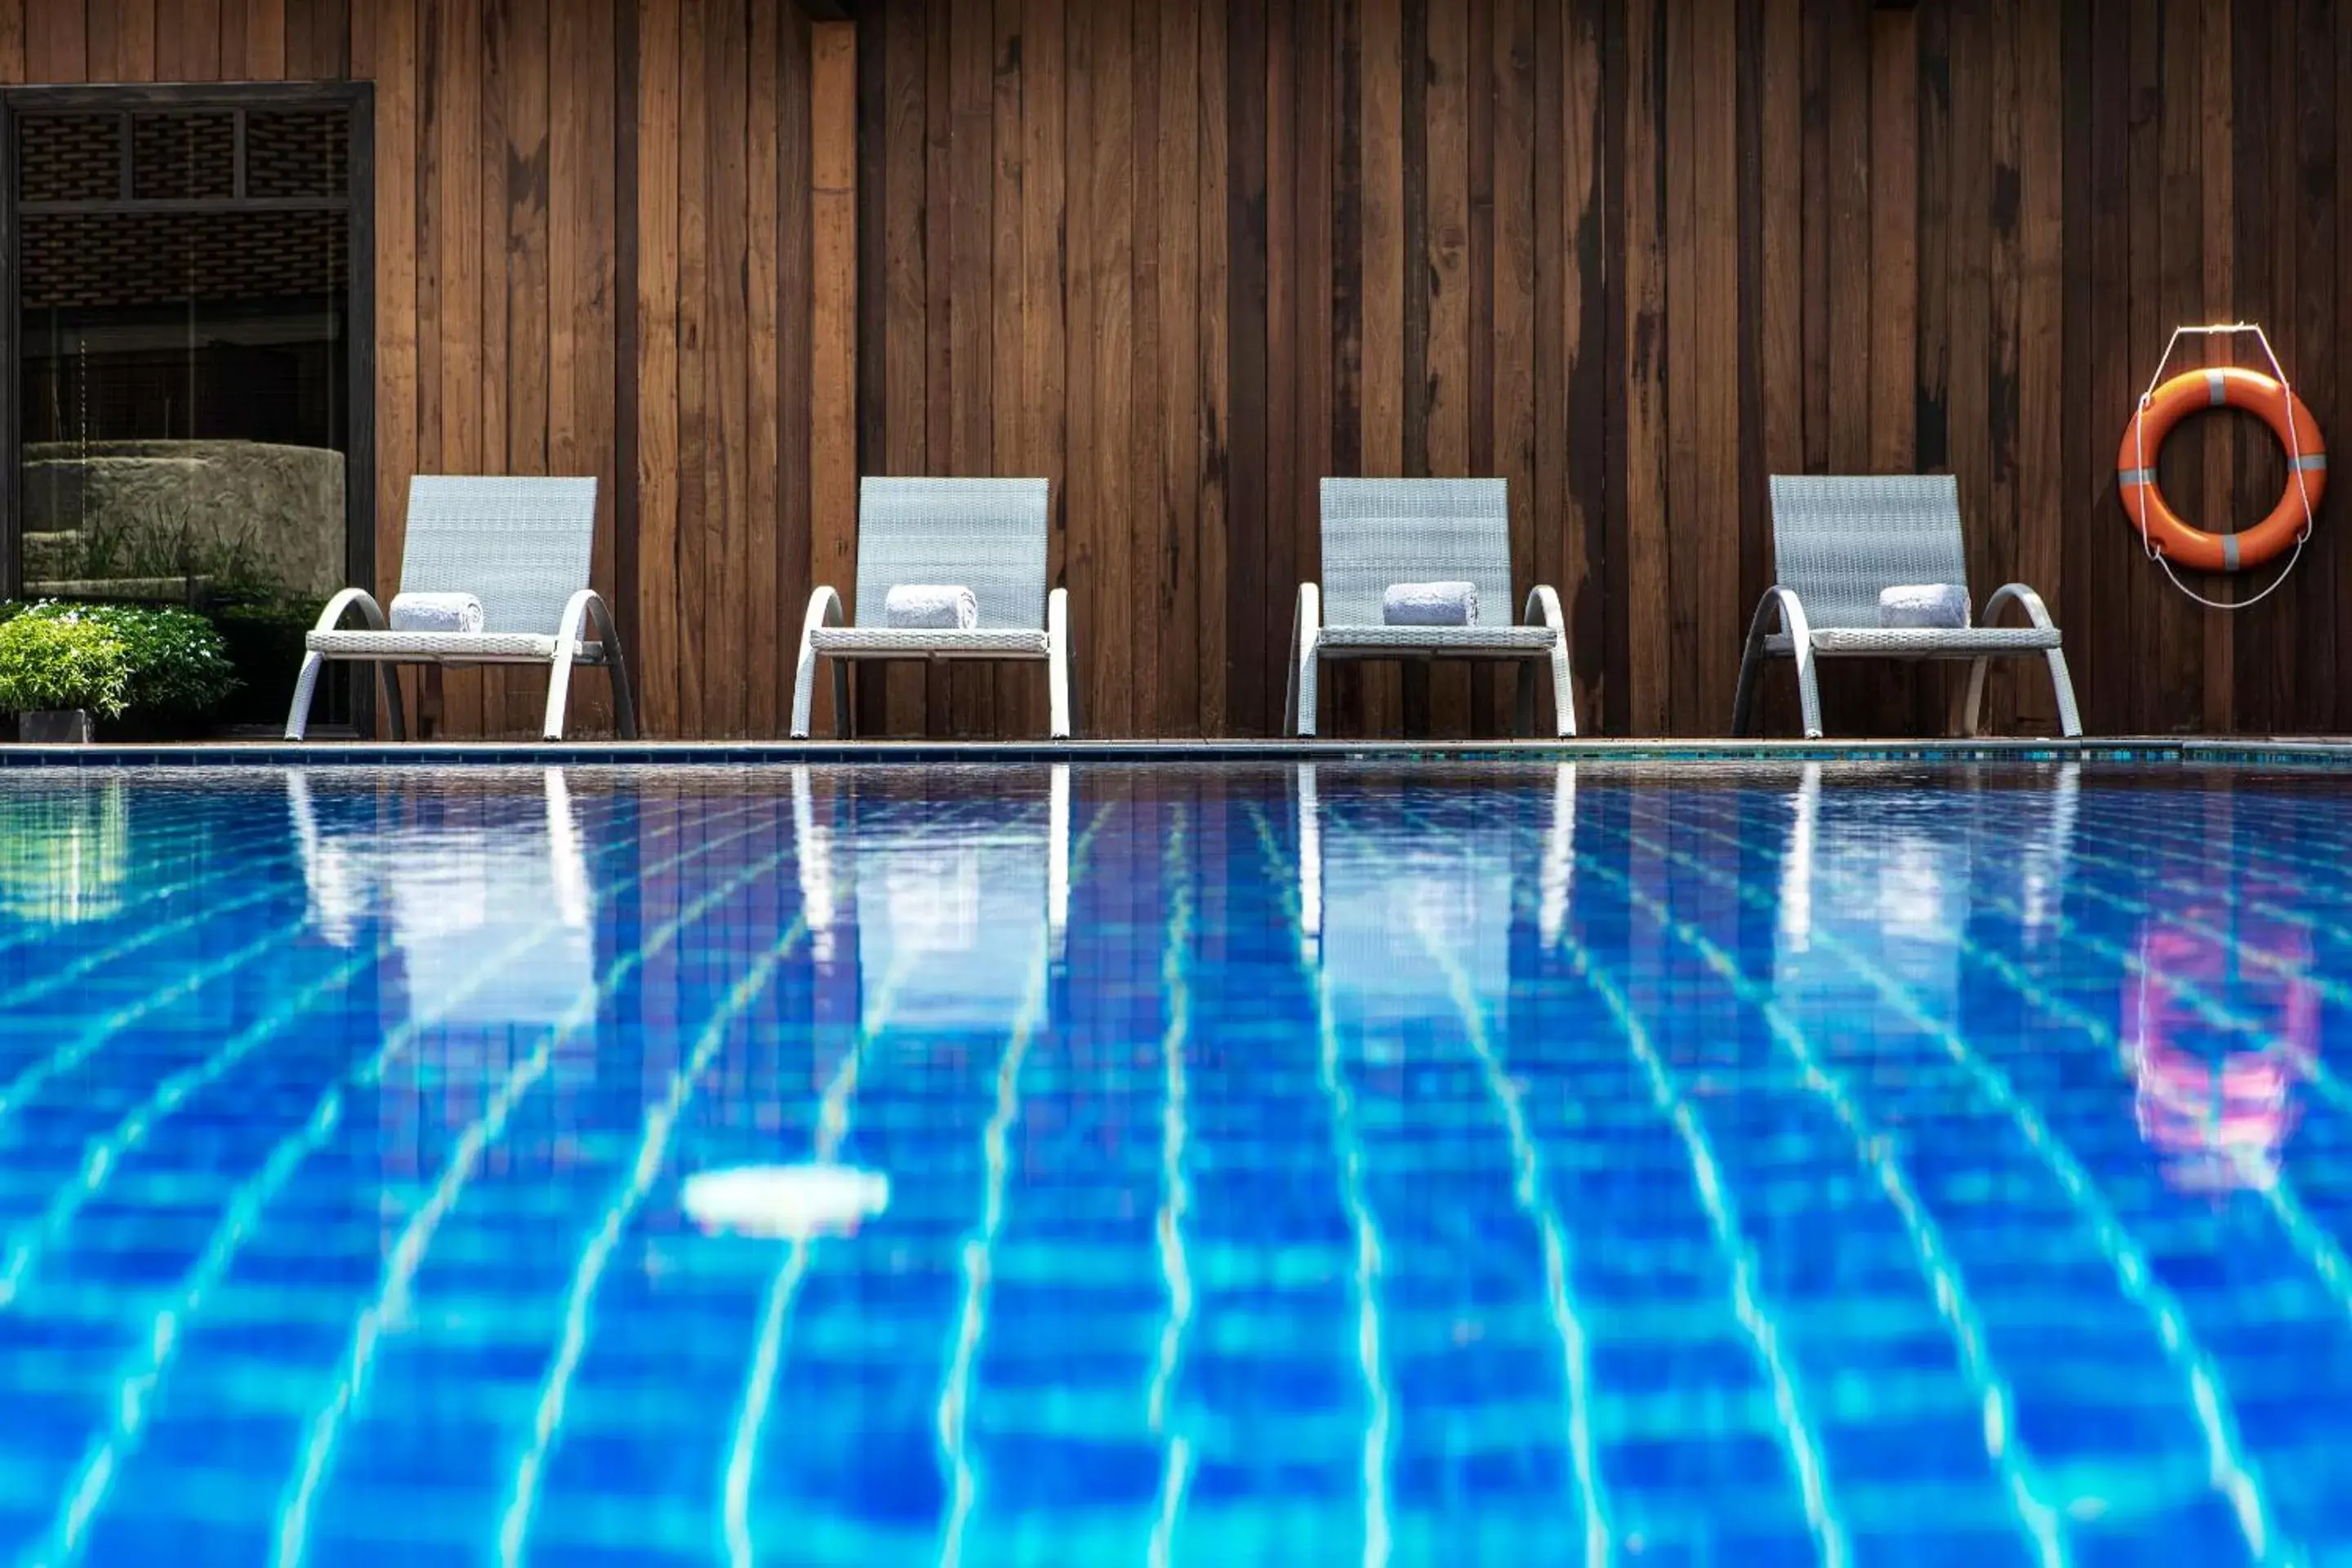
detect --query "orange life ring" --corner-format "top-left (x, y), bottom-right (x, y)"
top-left (2117, 367), bottom-right (2326, 572)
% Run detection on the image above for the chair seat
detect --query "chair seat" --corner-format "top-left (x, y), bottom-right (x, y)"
top-left (1766, 626), bottom-right (2061, 657)
top-left (306, 630), bottom-right (605, 662)
top-left (810, 627), bottom-right (1051, 658)
top-left (1316, 624), bottom-right (1561, 654)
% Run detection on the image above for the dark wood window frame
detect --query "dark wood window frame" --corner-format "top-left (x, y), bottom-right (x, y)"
top-left (0, 80), bottom-right (375, 640)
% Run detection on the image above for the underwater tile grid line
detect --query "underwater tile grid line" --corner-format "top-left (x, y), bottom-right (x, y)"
top-left (0, 762), bottom-right (2345, 1566)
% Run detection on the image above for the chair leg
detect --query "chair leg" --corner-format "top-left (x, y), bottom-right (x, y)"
top-left (284, 652), bottom-right (327, 741)
top-left (1049, 638), bottom-right (1074, 741)
top-left (791, 644), bottom-right (820, 739)
top-left (2046, 648), bottom-right (2083, 737)
top-left (1731, 639), bottom-right (1765, 737)
top-left (1962, 655), bottom-right (1993, 738)
top-left (542, 648), bottom-right (579, 741)
top-left (1283, 620), bottom-right (1303, 735)
top-left (1793, 648), bottom-right (1824, 740)
top-left (378, 664), bottom-right (408, 741)
top-left (1295, 644), bottom-right (1321, 737)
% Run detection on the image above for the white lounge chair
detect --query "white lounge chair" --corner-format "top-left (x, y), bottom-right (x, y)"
top-left (1286, 478), bottom-right (1575, 737)
top-left (791, 478), bottom-right (1071, 739)
top-left (1733, 474), bottom-right (2081, 739)
top-left (285, 476), bottom-right (638, 742)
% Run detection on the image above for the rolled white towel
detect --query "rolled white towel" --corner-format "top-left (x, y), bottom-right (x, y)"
top-left (1382, 580), bottom-right (1479, 627)
top-left (884, 584), bottom-right (978, 630)
top-left (387, 591), bottom-right (485, 634)
top-left (1877, 584), bottom-right (1970, 630)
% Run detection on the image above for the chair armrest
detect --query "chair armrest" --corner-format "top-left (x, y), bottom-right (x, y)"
top-left (800, 586), bottom-right (846, 644)
top-left (1980, 582), bottom-right (2059, 632)
top-left (555, 588), bottom-right (621, 650)
top-left (1296, 582), bottom-right (1321, 641)
top-left (312, 588), bottom-right (389, 634)
top-left (1521, 585), bottom-right (1566, 632)
top-left (1745, 584), bottom-right (1814, 644)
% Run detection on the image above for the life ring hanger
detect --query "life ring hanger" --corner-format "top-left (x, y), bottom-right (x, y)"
top-left (2117, 323), bottom-right (2323, 610)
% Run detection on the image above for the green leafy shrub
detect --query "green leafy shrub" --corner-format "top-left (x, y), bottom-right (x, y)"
top-left (20, 603), bottom-right (241, 715)
top-left (0, 612), bottom-right (133, 718)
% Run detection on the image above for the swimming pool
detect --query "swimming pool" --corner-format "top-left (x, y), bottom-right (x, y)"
top-left (0, 759), bottom-right (2345, 1566)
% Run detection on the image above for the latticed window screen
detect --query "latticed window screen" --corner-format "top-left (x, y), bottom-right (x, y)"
top-left (16, 105), bottom-right (351, 208)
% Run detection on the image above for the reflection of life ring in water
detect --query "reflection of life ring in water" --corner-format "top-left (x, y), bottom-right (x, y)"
top-left (2124, 916), bottom-right (2319, 1193)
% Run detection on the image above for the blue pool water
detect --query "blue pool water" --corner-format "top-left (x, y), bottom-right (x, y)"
top-left (0, 760), bottom-right (2347, 1566)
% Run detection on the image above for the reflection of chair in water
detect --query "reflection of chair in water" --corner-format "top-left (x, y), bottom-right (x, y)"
top-left (287, 768), bottom-right (595, 1028)
top-left (1295, 763), bottom-right (1574, 1059)
top-left (1775, 762), bottom-right (2079, 1021)
top-left (791, 765), bottom-right (1070, 1035)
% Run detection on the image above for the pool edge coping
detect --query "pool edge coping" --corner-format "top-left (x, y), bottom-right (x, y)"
top-left (2, 737), bottom-right (2351, 768)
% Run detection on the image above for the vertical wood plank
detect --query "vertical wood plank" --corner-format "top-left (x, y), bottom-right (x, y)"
top-left (501, 0), bottom-right (548, 729)
top-left (1156, 0), bottom-right (1200, 736)
top-left (364, 0), bottom-right (421, 731)
top-left (2016, 0), bottom-right (2065, 726)
top-left (1090, 0), bottom-right (1134, 735)
top-left (231, 0), bottom-right (287, 78)
top-left (1491, 0), bottom-right (1535, 731)
top-left (635, 0), bottom-right (681, 736)
top-left (1945, 0), bottom-right (1989, 731)
top-left (1561, 0), bottom-right (1604, 730)
top-left (947, 0), bottom-right (995, 733)
top-left (549, 0), bottom-right (616, 733)
top-left (430, 0), bottom-right (485, 733)
top-left (1691, 0), bottom-right (1737, 734)
top-left (1126, 0), bottom-right (1163, 737)
top-left (1423, 0), bottom-right (1469, 478)
top-left (990, 0), bottom-right (1027, 728)
top-left (2152, 0), bottom-right (2203, 733)
top-left (1824, 2), bottom-right (1869, 476)
top-left (25, 0), bottom-right (85, 78)
top-left (0, 0), bottom-right (25, 81)
top-left (2197, 0), bottom-right (2233, 729)
top-left (1617, 0), bottom-right (1668, 735)
top-left (918, 0), bottom-right (951, 731)
top-left (810, 19), bottom-right (857, 736)
top-left (878, 0), bottom-right (926, 733)
top-left (1198, 0), bottom-right (1232, 735)
top-left (745, 0), bottom-right (781, 736)
top-left (1661, 0), bottom-right (1697, 729)
top-left (478, 0), bottom-right (516, 732)
top-left (1357, 0), bottom-right (1404, 733)
top-left (673, 0), bottom-right (710, 732)
top-left (1019, 0), bottom-right (1068, 726)
top-left (2287, 0), bottom-right (2334, 732)
top-left (1984, 0), bottom-right (2025, 729)
top-left (706, 0), bottom-right (752, 737)
top-left (1868, 6), bottom-right (1915, 478)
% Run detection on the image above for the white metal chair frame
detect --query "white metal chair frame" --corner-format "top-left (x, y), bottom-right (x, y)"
top-left (791, 477), bottom-right (1073, 739)
top-left (1731, 474), bottom-right (2082, 740)
top-left (285, 476), bottom-right (637, 742)
top-left (1285, 478), bottom-right (1575, 738)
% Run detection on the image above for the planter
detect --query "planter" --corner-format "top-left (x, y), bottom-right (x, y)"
top-left (19, 709), bottom-right (94, 743)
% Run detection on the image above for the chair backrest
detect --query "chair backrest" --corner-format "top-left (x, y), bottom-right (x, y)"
top-left (1319, 477), bottom-right (1514, 627)
top-left (1767, 474), bottom-right (1972, 630)
top-left (853, 477), bottom-right (1051, 630)
top-left (397, 475), bottom-right (599, 635)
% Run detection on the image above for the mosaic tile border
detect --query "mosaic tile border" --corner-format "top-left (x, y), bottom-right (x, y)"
top-left (0, 736), bottom-right (2348, 769)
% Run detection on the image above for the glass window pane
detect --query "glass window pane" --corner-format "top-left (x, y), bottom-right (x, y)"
top-left (16, 103), bottom-right (355, 733)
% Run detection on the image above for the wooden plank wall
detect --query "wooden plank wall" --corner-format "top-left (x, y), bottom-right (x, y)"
top-left (11, 0), bottom-right (2352, 737)
top-left (851, 0), bottom-right (2352, 738)
top-left (0, 0), bottom-right (842, 740)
